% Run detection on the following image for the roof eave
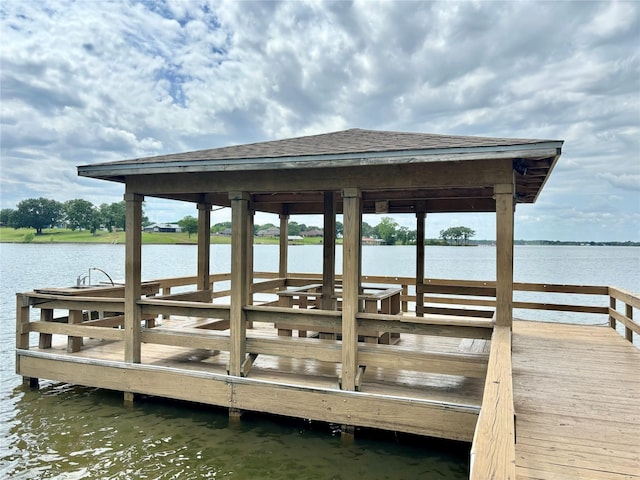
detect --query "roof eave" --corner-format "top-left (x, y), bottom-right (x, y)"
top-left (78, 142), bottom-right (563, 181)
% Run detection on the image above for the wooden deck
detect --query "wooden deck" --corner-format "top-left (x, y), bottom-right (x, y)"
top-left (512, 321), bottom-right (640, 480)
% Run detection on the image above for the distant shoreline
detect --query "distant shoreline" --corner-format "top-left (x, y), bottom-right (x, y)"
top-left (1, 228), bottom-right (637, 246)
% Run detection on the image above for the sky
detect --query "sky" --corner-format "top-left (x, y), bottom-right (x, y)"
top-left (1, 0), bottom-right (639, 242)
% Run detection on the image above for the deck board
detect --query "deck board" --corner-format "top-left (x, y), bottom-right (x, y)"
top-left (512, 321), bottom-right (640, 480)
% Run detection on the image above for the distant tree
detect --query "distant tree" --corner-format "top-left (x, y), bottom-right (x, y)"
top-left (439, 226), bottom-right (476, 246)
top-left (377, 217), bottom-right (399, 245)
top-left (64, 199), bottom-right (99, 233)
top-left (0, 208), bottom-right (15, 226)
top-left (178, 215), bottom-right (199, 238)
top-left (99, 201), bottom-right (126, 231)
top-left (211, 221), bottom-right (232, 234)
top-left (13, 197), bottom-right (64, 234)
top-left (361, 221), bottom-right (374, 238)
top-left (335, 221), bottom-right (343, 237)
top-left (288, 221), bottom-right (307, 236)
top-left (396, 226), bottom-right (417, 245)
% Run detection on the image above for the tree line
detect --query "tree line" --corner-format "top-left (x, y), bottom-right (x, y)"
top-left (0, 197), bottom-right (146, 235)
top-left (2, 197), bottom-right (476, 246)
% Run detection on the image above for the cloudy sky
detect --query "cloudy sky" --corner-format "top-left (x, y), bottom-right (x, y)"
top-left (1, 0), bottom-right (639, 241)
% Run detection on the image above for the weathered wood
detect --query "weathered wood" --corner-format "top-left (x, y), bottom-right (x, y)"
top-left (341, 188), bottom-right (361, 391)
top-left (38, 309), bottom-right (53, 349)
top-left (67, 310), bottom-right (83, 353)
top-left (30, 321), bottom-right (125, 341)
top-left (278, 213), bottom-right (288, 278)
top-left (228, 192), bottom-right (249, 376)
top-left (124, 192), bottom-right (143, 363)
top-left (17, 349), bottom-right (480, 441)
top-left (470, 325), bottom-right (516, 480)
top-left (416, 211), bottom-right (426, 316)
top-left (141, 328), bottom-right (230, 351)
top-left (495, 184), bottom-right (514, 327)
top-left (609, 308), bottom-right (640, 335)
top-left (322, 191), bottom-right (336, 310)
top-left (139, 299), bottom-right (230, 319)
top-left (197, 203), bottom-right (212, 292)
top-left (16, 293), bottom-right (30, 351)
top-left (609, 286), bottom-right (640, 309)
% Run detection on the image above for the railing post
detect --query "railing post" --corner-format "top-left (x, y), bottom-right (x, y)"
top-left (625, 303), bottom-right (633, 342)
top-left (609, 296), bottom-right (616, 329)
top-left (16, 293), bottom-right (38, 388)
top-left (197, 202), bottom-right (212, 294)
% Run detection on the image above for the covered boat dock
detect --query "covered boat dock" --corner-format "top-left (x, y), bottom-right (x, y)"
top-left (16, 129), bottom-right (640, 479)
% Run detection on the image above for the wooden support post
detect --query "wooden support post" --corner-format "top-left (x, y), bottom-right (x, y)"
top-left (625, 303), bottom-right (633, 342)
top-left (228, 192), bottom-right (249, 378)
top-left (67, 309), bottom-right (83, 353)
top-left (123, 392), bottom-right (135, 405)
top-left (322, 191), bottom-right (336, 311)
top-left (609, 297), bottom-right (616, 329)
top-left (16, 294), bottom-right (38, 387)
top-left (279, 212), bottom-right (289, 278)
top-left (416, 210), bottom-right (426, 317)
top-left (495, 184), bottom-right (514, 328)
top-left (124, 192), bottom-right (143, 363)
top-left (197, 203), bottom-right (212, 294)
top-left (341, 188), bottom-right (361, 391)
top-left (246, 209), bottom-right (254, 308)
top-left (38, 309), bottom-right (53, 349)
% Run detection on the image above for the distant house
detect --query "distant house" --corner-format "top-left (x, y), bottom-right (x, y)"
top-left (301, 229), bottom-right (323, 237)
top-left (144, 223), bottom-right (182, 233)
top-left (362, 237), bottom-right (385, 245)
top-left (257, 227), bottom-right (280, 237)
top-left (219, 228), bottom-right (232, 236)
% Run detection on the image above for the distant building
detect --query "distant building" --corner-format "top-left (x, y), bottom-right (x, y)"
top-left (362, 237), bottom-right (385, 245)
top-left (257, 227), bottom-right (280, 237)
top-left (301, 229), bottom-right (323, 237)
top-left (144, 223), bottom-right (182, 233)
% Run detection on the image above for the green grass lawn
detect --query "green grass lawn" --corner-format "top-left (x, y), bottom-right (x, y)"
top-left (0, 227), bottom-right (329, 245)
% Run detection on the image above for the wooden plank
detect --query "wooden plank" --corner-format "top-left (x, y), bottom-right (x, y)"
top-left (246, 336), bottom-right (341, 363)
top-left (140, 299), bottom-right (230, 319)
top-left (608, 286), bottom-right (640, 309)
top-left (358, 343), bottom-right (488, 378)
top-left (38, 309), bottom-right (53, 349)
top-left (470, 325), bottom-right (515, 480)
top-left (141, 328), bottom-right (230, 351)
top-left (67, 310), bottom-right (83, 353)
top-left (609, 307), bottom-right (640, 335)
top-left (30, 321), bottom-right (125, 341)
top-left (322, 191), bottom-right (336, 311)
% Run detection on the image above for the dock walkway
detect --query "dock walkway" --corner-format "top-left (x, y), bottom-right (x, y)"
top-left (512, 321), bottom-right (640, 480)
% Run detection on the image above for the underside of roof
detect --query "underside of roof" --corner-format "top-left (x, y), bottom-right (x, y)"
top-left (78, 128), bottom-right (563, 215)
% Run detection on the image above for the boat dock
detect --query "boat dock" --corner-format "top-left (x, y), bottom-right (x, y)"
top-left (14, 129), bottom-right (640, 478)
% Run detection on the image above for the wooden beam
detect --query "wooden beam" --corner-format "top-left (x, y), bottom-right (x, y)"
top-left (279, 212), bottom-right (289, 278)
top-left (228, 191), bottom-right (250, 377)
top-left (197, 203), bottom-right (212, 293)
top-left (341, 188), bottom-right (361, 391)
top-left (495, 183), bottom-right (514, 327)
top-left (322, 191), bottom-right (336, 310)
top-left (128, 157), bottom-right (518, 196)
top-left (416, 210), bottom-right (426, 317)
top-left (124, 192), bottom-right (143, 363)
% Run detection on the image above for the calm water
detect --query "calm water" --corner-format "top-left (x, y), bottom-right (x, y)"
top-left (1, 244), bottom-right (638, 479)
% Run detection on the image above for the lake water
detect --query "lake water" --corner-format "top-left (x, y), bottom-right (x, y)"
top-left (1, 243), bottom-right (638, 479)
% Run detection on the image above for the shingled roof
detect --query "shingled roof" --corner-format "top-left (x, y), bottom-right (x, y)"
top-left (78, 128), bottom-right (563, 212)
top-left (81, 128), bottom-right (559, 168)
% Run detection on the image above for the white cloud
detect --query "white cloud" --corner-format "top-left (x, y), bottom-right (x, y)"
top-left (1, 0), bottom-right (639, 241)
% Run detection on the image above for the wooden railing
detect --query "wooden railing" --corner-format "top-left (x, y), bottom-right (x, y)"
top-left (608, 286), bottom-right (640, 344)
top-left (469, 323), bottom-right (515, 480)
